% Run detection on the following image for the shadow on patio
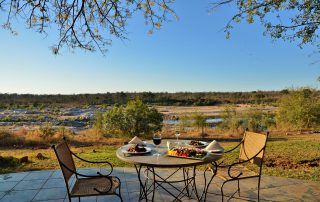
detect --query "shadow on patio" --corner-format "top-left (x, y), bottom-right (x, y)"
top-left (0, 167), bottom-right (319, 202)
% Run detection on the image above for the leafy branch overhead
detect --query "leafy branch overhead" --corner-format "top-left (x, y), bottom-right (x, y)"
top-left (0, 0), bottom-right (177, 54)
top-left (212, 0), bottom-right (320, 47)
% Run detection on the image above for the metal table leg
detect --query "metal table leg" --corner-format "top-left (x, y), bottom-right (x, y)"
top-left (200, 161), bottom-right (218, 201)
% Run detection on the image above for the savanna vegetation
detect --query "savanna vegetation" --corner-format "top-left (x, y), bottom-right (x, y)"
top-left (0, 90), bottom-right (289, 108)
top-left (0, 88), bottom-right (320, 181)
top-left (95, 99), bottom-right (163, 137)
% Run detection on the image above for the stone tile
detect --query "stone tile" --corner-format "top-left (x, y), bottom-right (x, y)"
top-left (64, 196), bottom-right (96, 202)
top-left (0, 181), bottom-right (19, 192)
top-left (0, 172), bottom-right (29, 182)
top-left (128, 191), bottom-right (140, 201)
top-left (33, 188), bottom-right (67, 201)
top-left (51, 171), bottom-right (63, 179)
top-left (260, 176), bottom-right (304, 189)
top-left (0, 192), bottom-right (5, 200)
top-left (126, 181), bottom-right (140, 193)
top-left (97, 194), bottom-right (124, 202)
top-left (13, 179), bottom-right (46, 191)
top-left (124, 172), bottom-right (139, 182)
top-left (36, 199), bottom-right (65, 202)
top-left (24, 171), bottom-right (53, 181)
top-left (123, 167), bottom-right (136, 173)
top-left (77, 168), bottom-right (100, 176)
top-left (113, 167), bottom-right (125, 174)
top-left (0, 190), bottom-right (38, 202)
top-left (42, 178), bottom-right (66, 189)
top-left (240, 182), bottom-right (320, 202)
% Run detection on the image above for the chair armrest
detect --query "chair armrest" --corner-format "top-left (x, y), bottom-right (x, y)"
top-left (224, 140), bottom-right (243, 154)
top-left (70, 151), bottom-right (113, 175)
top-left (226, 146), bottom-right (265, 179)
top-left (58, 160), bottom-right (111, 179)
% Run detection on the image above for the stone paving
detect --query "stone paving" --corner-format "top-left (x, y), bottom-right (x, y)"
top-left (0, 167), bottom-right (319, 202)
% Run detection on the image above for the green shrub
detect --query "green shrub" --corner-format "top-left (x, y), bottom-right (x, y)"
top-left (218, 106), bottom-right (275, 133)
top-left (0, 156), bottom-right (21, 168)
top-left (102, 99), bottom-right (163, 137)
top-left (39, 123), bottom-right (55, 139)
top-left (276, 88), bottom-right (320, 130)
top-left (218, 106), bottom-right (242, 133)
top-left (191, 112), bottom-right (207, 136)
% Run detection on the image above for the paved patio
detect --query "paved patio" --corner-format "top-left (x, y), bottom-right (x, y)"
top-left (0, 167), bottom-right (319, 202)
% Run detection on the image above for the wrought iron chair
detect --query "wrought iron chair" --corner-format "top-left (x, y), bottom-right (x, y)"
top-left (216, 130), bottom-right (269, 202)
top-left (52, 137), bottom-right (123, 202)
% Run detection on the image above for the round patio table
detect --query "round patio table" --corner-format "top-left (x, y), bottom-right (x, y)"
top-left (116, 140), bottom-right (223, 202)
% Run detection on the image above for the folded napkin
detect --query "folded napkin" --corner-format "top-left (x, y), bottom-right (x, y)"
top-left (128, 136), bottom-right (144, 145)
top-left (204, 140), bottom-right (224, 152)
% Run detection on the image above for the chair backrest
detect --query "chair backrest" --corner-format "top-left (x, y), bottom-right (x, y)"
top-left (52, 141), bottom-right (77, 183)
top-left (239, 131), bottom-right (269, 166)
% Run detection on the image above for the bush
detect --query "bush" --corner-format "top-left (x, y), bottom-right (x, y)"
top-left (191, 112), bottom-right (207, 136)
top-left (218, 106), bottom-right (275, 133)
top-left (39, 123), bottom-right (55, 139)
top-left (276, 88), bottom-right (320, 130)
top-left (218, 106), bottom-right (242, 133)
top-left (242, 108), bottom-right (275, 132)
top-left (102, 99), bottom-right (163, 137)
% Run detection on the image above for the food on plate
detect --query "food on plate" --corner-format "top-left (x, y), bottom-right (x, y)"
top-left (189, 140), bottom-right (206, 147)
top-left (127, 144), bottom-right (147, 153)
top-left (168, 147), bottom-right (207, 159)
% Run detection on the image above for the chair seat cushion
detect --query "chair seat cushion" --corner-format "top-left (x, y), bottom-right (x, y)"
top-left (217, 165), bottom-right (258, 180)
top-left (70, 176), bottom-right (120, 197)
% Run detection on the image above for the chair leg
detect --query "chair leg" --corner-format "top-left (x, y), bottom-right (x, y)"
top-left (78, 197), bottom-right (80, 202)
top-left (117, 193), bottom-right (123, 202)
top-left (257, 176), bottom-right (261, 202)
top-left (116, 176), bottom-right (123, 202)
top-left (237, 179), bottom-right (240, 196)
top-left (221, 181), bottom-right (227, 202)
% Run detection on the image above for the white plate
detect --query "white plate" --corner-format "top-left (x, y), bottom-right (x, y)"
top-left (121, 145), bottom-right (152, 155)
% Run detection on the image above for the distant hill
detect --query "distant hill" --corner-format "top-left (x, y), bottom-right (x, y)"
top-left (0, 91), bottom-right (289, 108)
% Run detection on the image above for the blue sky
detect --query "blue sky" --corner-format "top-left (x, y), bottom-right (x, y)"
top-left (0, 0), bottom-right (319, 94)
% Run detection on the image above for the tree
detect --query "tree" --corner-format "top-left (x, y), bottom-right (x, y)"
top-left (103, 99), bottom-right (163, 137)
top-left (0, 0), bottom-right (177, 54)
top-left (93, 111), bottom-right (104, 135)
top-left (276, 88), bottom-right (320, 130)
top-left (191, 112), bottom-right (207, 136)
top-left (242, 108), bottom-right (275, 132)
top-left (218, 105), bottom-right (242, 133)
top-left (103, 104), bottom-right (126, 134)
top-left (178, 114), bottom-right (192, 131)
top-left (212, 0), bottom-right (320, 50)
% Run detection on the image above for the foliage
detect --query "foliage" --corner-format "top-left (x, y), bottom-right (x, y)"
top-left (191, 112), bottom-right (207, 136)
top-left (218, 105), bottom-right (275, 133)
top-left (39, 123), bottom-right (55, 139)
top-left (93, 111), bottom-right (104, 135)
top-left (212, 0), bottom-right (320, 50)
top-left (242, 108), bottom-right (276, 132)
top-left (178, 114), bottom-right (192, 131)
top-left (0, 0), bottom-right (177, 54)
top-left (0, 91), bottom-right (284, 108)
top-left (276, 88), bottom-right (320, 130)
top-left (0, 156), bottom-right (21, 168)
top-left (102, 99), bottom-right (163, 137)
top-left (218, 105), bottom-right (242, 133)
